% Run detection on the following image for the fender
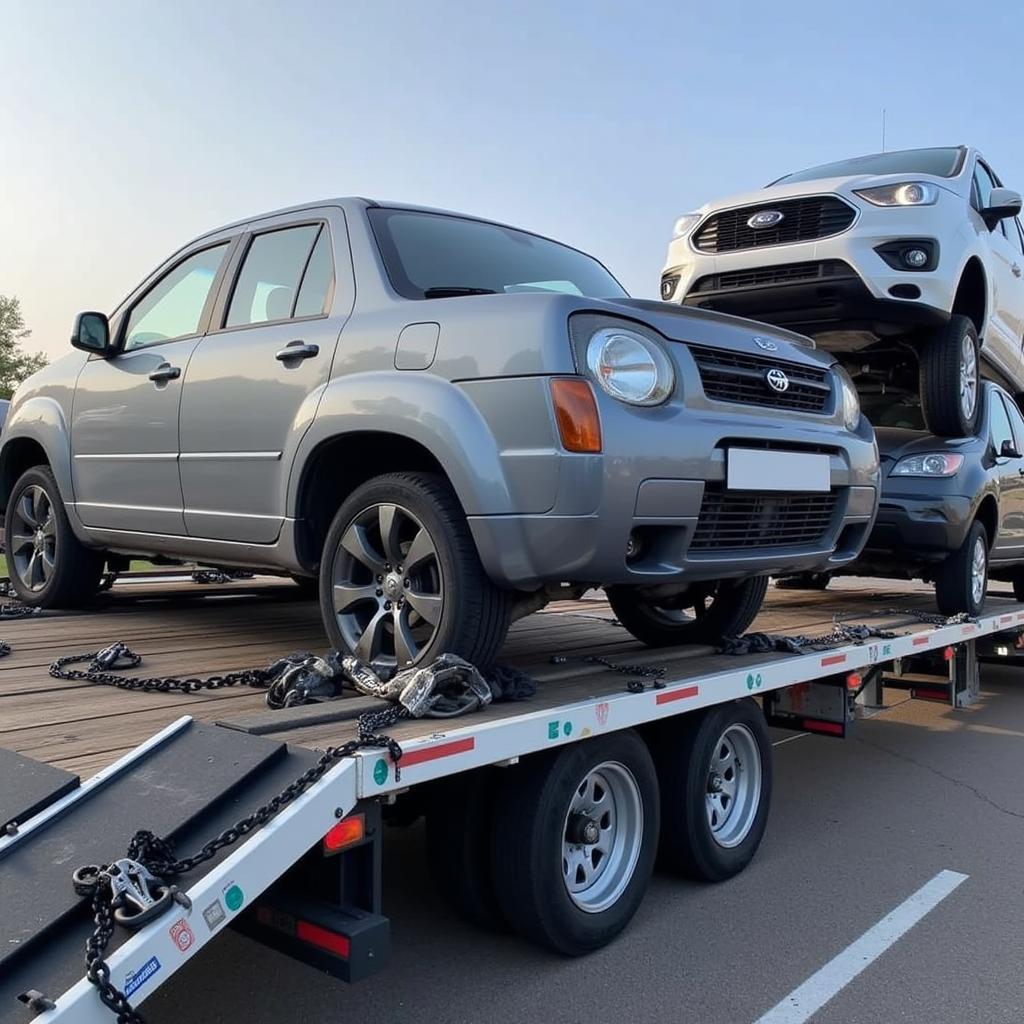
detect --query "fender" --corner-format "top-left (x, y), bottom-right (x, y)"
top-left (0, 396), bottom-right (73, 507)
top-left (287, 371), bottom-right (514, 517)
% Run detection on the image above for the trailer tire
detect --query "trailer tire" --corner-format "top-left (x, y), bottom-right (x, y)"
top-left (653, 699), bottom-right (772, 882)
top-left (607, 576), bottom-right (769, 647)
top-left (425, 770), bottom-right (507, 931)
top-left (491, 731), bottom-right (659, 955)
top-left (920, 315), bottom-right (981, 437)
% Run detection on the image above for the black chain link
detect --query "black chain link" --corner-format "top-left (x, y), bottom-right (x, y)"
top-left (551, 653), bottom-right (667, 693)
top-left (49, 642), bottom-right (274, 695)
top-left (76, 709), bottom-right (404, 1022)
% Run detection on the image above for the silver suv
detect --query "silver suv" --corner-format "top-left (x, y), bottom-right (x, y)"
top-left (0, 199), bottom-right (879, 668)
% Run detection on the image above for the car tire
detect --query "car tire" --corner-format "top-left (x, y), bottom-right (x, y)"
top-left (490, 730), bottom-right (659, 955)
top-left (606, 576), bottom-right (769, 647)
top-left (320, 472), bottom-right (511, 671)
top-left (651, 699), bottom-right (772, 882)
top-left (425, 770), bottom-right (508, 931)
top-left (920, 315), bottom-right (981, 437)
top-left (935, 520), bottom-right (988, 616)
top-left (4, 465), bottom-right (105, 608)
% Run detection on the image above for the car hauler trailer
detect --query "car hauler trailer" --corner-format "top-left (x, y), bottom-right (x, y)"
top-left (1, 579), bottom-right (1022, 1024)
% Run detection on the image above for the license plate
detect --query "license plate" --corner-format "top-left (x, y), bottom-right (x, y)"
top-left (726, 448), bottom-right (830, 492)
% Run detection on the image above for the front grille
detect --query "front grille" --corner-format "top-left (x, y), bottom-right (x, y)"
top-left (691, 488), bottom-right (837, 551)
top-left (691, 259), bottom-right (854, 293)
top-left (689, 345), bottom-right (832, 414)
top-left (693, 197), bottom-right (856, 253)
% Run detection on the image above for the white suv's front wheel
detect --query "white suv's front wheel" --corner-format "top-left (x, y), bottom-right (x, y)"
top-left (920, 315), bottom-right (981, 437)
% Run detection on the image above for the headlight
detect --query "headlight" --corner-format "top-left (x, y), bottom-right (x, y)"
top-left (586, 327), bottom-right (675, 406)
top-left (672, 213), bottom-right (701, 239)
top-left (833, 365), bottom-right (861, 430)
top-left (853, 181), bottom-right (938, 207)
top-left (891, 453), bottom-right (964, 477)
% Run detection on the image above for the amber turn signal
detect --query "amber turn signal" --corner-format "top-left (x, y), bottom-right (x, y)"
top-left (550, 378), bottom-right (602, 453)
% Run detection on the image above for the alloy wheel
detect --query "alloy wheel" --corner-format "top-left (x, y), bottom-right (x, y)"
top-left (331, 502), bottom-right (443, 669)
top-left (10, 485), bottom-right (56, 592)
top-left (705, 723), bottom-right (763, 849)
top-left (970, 533), bottom-right (987, 609)
top-left (960, 333), bottom-right (978, 422)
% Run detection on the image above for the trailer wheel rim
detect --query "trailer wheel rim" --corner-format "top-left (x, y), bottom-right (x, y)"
top-left (331, 502), bottom-right (443, 670)
top-left (10, 484), bottom-right (56, 593)
top-left (970, 533), bottom-right (987, 608)
top-left (561, 760), bottom-right (643, 913)
top-left (705, 723), bottom-right (762, 849)
top-left (960, 334), bottom-right (978, 421)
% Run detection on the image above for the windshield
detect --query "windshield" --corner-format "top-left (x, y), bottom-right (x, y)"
top-left (858, 391), bottom-right (926, 430)
top-left (368, 208), bottom-right (628, 300)
top-left (773, 147), bottom-right (963, 185)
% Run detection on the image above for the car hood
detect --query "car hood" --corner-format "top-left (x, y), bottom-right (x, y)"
top-left (875, 427), bottom-right (981, 469)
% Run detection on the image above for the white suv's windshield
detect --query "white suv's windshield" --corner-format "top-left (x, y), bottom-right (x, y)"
top-left (369, 208), bottom-right (628, 300)
top-left (774, 147), bottom-right (963, 185)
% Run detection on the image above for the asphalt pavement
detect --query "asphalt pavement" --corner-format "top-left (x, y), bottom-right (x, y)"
top-left (146, 661), bottom-right (1024, 1024)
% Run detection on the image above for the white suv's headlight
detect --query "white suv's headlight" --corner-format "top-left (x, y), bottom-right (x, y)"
top-left (586, 327), bottom-right (675, 406)
top-left (891, 453), bottom-right (964, 477)
top-left (853, 181), bottom-right (938, 207)
top-left (672, 213), bottom-right (701, 239)
top-left (833, 365), bottom-right (861, 430)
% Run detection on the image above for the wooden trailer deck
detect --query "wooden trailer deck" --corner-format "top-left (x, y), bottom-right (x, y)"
top-left (1, 576), bottom-right (1020, 778)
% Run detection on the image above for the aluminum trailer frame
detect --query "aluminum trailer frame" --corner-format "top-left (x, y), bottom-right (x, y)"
top-left (7, 598), bottom-right (1024, 1024)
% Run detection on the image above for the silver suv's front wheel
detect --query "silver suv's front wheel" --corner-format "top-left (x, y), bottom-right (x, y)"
top-left (920, 315), bottom-right (981, 437)
top-left (319, 472), bottom-right (510, 672)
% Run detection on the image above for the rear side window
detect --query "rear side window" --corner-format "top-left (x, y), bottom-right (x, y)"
top-left (226, 224), bottom-right (328, 327)
top-left (124, 243), bottom-right (229, 351)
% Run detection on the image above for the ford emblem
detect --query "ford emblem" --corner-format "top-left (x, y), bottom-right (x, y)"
top-left (753, 337), bottom-right (778, 352)
top-left (747, 209), bottom-right (785, 229)
top-left (765, 368), bottom-right (790, 393)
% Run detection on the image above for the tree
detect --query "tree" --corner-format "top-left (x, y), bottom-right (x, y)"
top-left (0, 296), bottom-right (48, 399)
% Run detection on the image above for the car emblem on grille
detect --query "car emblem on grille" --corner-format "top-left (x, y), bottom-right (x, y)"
top-left (747, 209), bottom-right (785, 229)
top-left (753, 337), bottom-right (778, 351)
top-left (765, 368), bottom-right (789, 393)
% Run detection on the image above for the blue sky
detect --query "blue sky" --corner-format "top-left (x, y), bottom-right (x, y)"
top-left (3, 0), bottom-right (1022, 359)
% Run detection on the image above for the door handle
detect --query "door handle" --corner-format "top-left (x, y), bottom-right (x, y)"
top-left (148, 364), bottom-right (181, 383)
top-left (1013, 263), bottom-right (1022, 278)
top-left (275, 341), bottom-right (319, 363)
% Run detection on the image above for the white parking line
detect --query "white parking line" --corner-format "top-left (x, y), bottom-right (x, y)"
top-left (753, 869), bottom-right (969, 1024)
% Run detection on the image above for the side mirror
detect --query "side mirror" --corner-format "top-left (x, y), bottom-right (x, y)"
top-left (1000, 438), bottom-right (1022, 459)
top-left (982, 187), bottom-right (1023, 230)
top-left (71, 311), bottom-right (112, 355)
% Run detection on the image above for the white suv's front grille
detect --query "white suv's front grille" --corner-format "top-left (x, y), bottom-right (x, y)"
top-left (693, 196), bottom-right (856, 253)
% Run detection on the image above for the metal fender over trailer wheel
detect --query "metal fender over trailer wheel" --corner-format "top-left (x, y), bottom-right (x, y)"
top-left (652, 698), bottom-right (773, 882)
top-left (490, 730), bottom-right (659, 956)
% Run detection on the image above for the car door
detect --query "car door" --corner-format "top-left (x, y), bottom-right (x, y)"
top-left (178, 208), bottom-right (354, 542)
top-left (971, 161), bottom-right (1024, 364)
top-left (995, 390), bottom-right (1024, 554)
top-left (71, 239), bottom-right (235, 535)
top-left (988, 390), bottom-right (1024, 557)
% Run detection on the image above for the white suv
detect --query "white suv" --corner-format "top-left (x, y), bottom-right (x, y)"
top-left (663, 146), bottom-right (1024, 437)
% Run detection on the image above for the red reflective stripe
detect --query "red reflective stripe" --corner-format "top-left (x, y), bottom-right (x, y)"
top-left (296, 920), bottom-right (350, 959)
top-left (1001, 615), bottom-right (1013, 624)
top-left (400, 737), bottom-right (475, 767)
top-left (821, 654), bottom-right (846, 667)
top-left (656, 685), bottom-right (699, 705)
top-left (803, 718), bottom-right (843, 736)
top-left (962, 625), bottom-right (975, 635)
top-left (912, 636), bottom-right (930, 646)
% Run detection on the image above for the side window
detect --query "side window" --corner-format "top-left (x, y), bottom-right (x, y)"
top-left (293, 228), bottom-right (335, 317)
top-left (124, 243), bottom-right (229, 351)
top-left (225, 225), bottom-right (320, 327)
top-left (1012, 218), bottom-right (1024, 255)
top-left (972, 161), bottom-right (998, 212)
top-left (1003, 393), bottom-right (1024, 450)
top-left (991, 392), bottom-right (1015, 454)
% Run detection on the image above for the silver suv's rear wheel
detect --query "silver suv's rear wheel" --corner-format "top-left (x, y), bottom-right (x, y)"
top-left (320, 472), bottom-right (510, 671)
top-left (4, 466), bottom-right (104, 608)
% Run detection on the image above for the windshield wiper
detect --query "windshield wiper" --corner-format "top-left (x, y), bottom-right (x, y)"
top-left (422, 286), bottom-right (498, 298)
